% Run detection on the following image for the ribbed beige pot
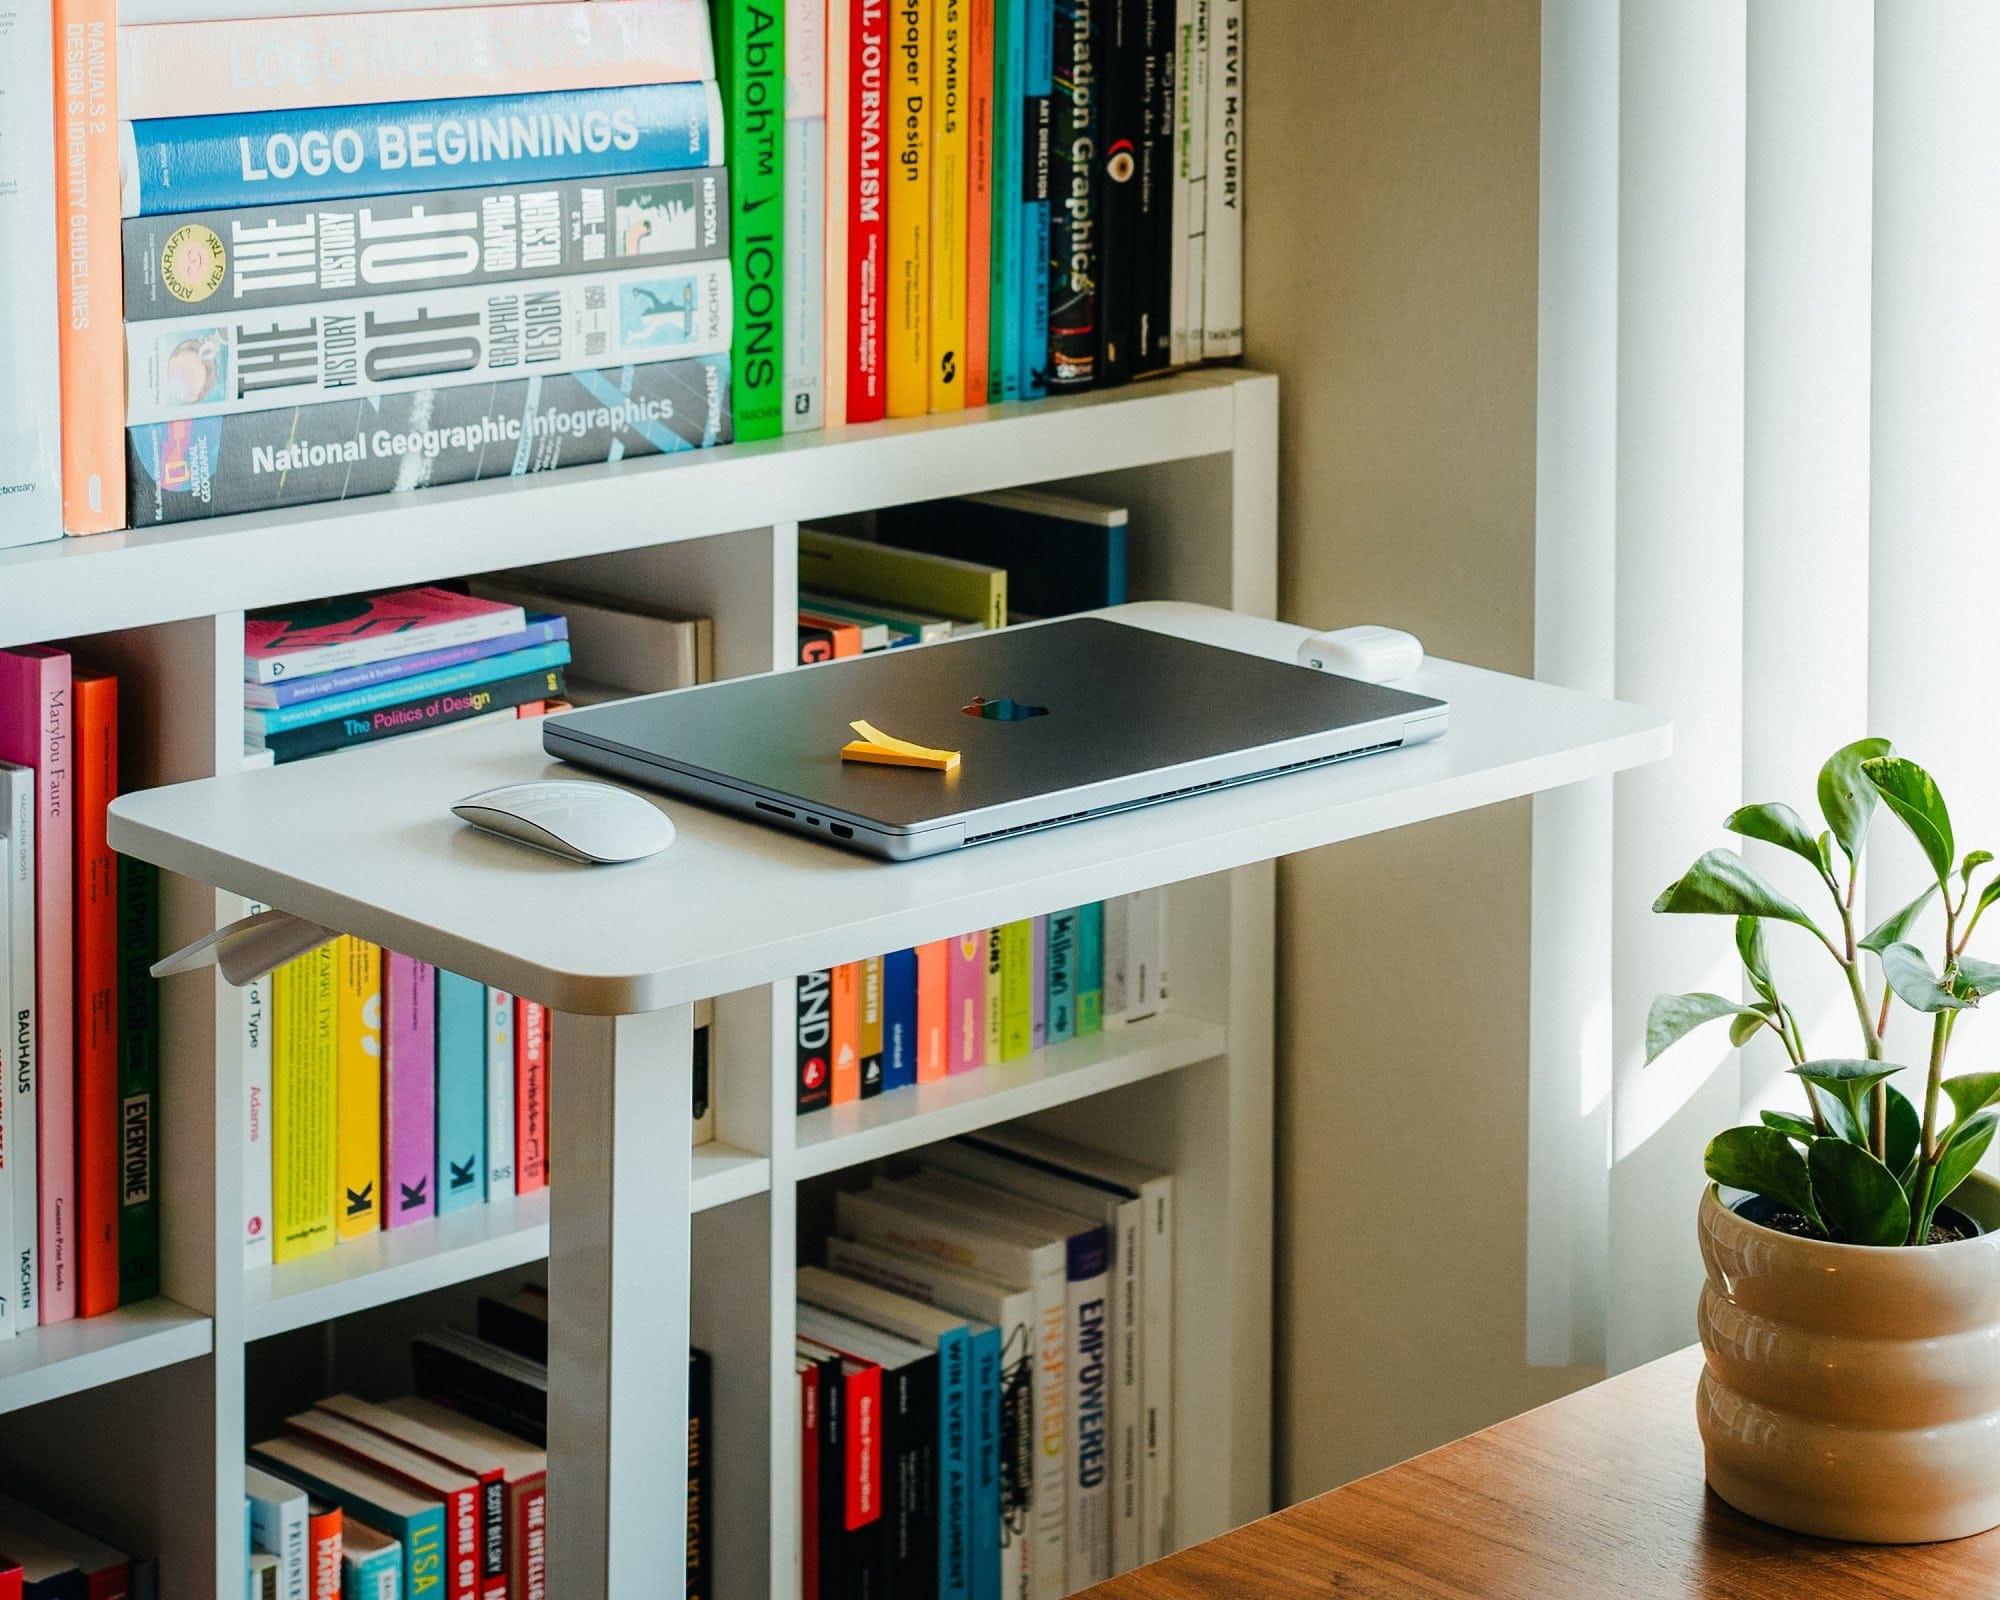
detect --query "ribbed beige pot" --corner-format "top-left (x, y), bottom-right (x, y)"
top-left (1696, 1171), bottom-right (2000, 1543)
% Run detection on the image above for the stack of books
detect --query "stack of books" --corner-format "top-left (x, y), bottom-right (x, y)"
top-left (793, 890), bottom-right (1168, 1113)
top-left (802, 1129), bottom-right (1175, 1597)
top-left (0, 647), bottom-right (163, 1335)
top-left (0, 1497), bottom-right (156, 1597)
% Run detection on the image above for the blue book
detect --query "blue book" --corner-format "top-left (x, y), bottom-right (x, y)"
top-left (1019, 0), bottom-right (1056, 397)
top-left (247, 614), bottom-right (569, 710)
top-left (1075, 901), bottom-right (1104, 1035)
top-left (992, 0), bottom-right (1027, 404)
top-left (246, 640), bottom-right (572, 735)
top-left (965, 1322), bottom-right (1003, 1600)
top-left (1046, 908), bottom-right (1078, 1044)
top-left (434, 971), bottom-right (487, 1216)
top-left (882, 947), bottom-right (919, 1092)
top-left (122, 82), bottom-right (726, 216)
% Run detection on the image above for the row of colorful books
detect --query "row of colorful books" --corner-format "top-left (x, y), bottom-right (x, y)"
top-left (0, 649), bottom-right (161, 1335)
top-left (804, 1127), bottom-right (1176, 1598)
top-left (0, 1496), bottom-right (155, 1598)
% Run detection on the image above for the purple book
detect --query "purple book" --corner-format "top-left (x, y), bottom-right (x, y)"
top-left (385, 953), bottom-right (437, 1228)
top-left (1032, 915), bottom-right (1049, 1050)
top-left (244, 614), bottom-right (570, 709)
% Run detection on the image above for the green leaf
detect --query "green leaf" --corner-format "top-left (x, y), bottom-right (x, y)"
top-left (1817, 832), bottom-right (1837, 876)
top-left (1954, 955), bottom-right (2000, 1002)
top-left (1964, 850), bottom-right (1995, 885)
top-left (1653, 849), bottom-right (1827, 938)
top-left (1735, 917), bottom-right (1775, 1002)
top-left (1928, 1109), bottom-right (2000, 1229)
top-left (1729, 1007), bottom-right (1774, 1047)
top-left (1859, 884), bottom-right (1939, 955)
top-left (1819, 738), bottom-right (1893, 865)
top-left (1791, 1060), bottom-right (1903, 1144)
top-left (1885, 1086), bottom-right (1922, 1180)
top-left (1809, 1138), bottom-right (1912, 1246)
top-left (1706, 1126), bottom-right (1821, 1228)
top-left (1942, 1072), bottom-right (2000, 1129)
top-left (1863, 757), bottom-right (1957, 886)
top-left (1878, 941), bottom-right (1970, 1013)
top-left (1726, 802), bottom-right (1827, 873)
top-left (1645, 992), bottom-right (1769, 1065)
top-left (1977, 876), bottom-right (2000, 922)
top-left (1760, 1109), bottom-right (1819, 1144)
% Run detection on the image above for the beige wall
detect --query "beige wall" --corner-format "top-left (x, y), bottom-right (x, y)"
top-left (1245, 0), bottom-right (1601, 1501)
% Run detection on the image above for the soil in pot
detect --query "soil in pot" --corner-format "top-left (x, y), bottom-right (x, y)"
top-left (1734, 1192), bottom-right (1982, 1245)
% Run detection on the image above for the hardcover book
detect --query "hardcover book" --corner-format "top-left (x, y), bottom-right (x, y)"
top-left (916, 939), bottom-right (949, 1082)
top-left (842, 0), bottom-right (890, 423)
top-left (963, 0), bottom-right (995, 405)
top-left (385, 953), bottom-right (437, 1227)
top-left (245, 587), bottom-right (524, 685)
top-left (0, 763), bottom-right (36, 1327)
top-left (1201, 0), bottom-right (1241, 357)
top-left (881, 947), bottom-right (918, 1092)
top-left (1094, 0), bottom-right (1142, 386)
top-left (71, 672), bottom-right (120, 1315)
top-left (435, 971), bottom-right (488, 1217)
top-left (1135, 0), bottom-right (1175, 373)
top-left (989, 0), bottom-right (1026, 403)
top-left (514, 999), bottom-right (549, 1193)
top-left (885, 0), bottom-right (933, 418)
top-left (485, 987), bottom-right (516, 1202)
top-left (251, 1434), bottom-right (448, 1600)
top-left (244, 642), bottom-right (572, 736)
top-left (1019, 0), bottom-right (1055, 397)
top-left (829, 961), bottom-right (860, 1105)
top-left (794, 968), bottom-right (832, 1113)
top-left (783, 0), bottom-right (826, 432)
top-left (948, 931), bottom-right (985, 1072)
top-left (243, 901), bottom-right (274, 1269)
top-left (244, 616), bottom-right (569, 710)
top-left (272, 943), bottom-right (339, 1263)
top-left (714, 0), bottom-right (786, 440)
top-left (334, 936), bottom-right (382, 1240)
top-left (115, 854), bottom-right (161, 1302)
top-left (123, 169), bottom-right (729, 321)
top-left (928, 0), bottom-right (969, 412)
top-left (879, 487), bottom-right (1127, 615)
top-left (0, 0), bottom-right (61, 544)
top-left (1047, 0), bottom-right (1099, 390)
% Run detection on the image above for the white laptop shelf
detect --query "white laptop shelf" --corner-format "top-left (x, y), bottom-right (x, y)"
top-left (0, 368), bottom-right (1670, 1600)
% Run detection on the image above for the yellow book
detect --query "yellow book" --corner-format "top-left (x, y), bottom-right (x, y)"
top-left (1000, 917), bottom-right (1033, 1059)
top-left (928, 0), bottom-right (969, 411)
top-left (271, 943), bottom-right (339, 1264)
top-left (798, 526), bottom-right (1007, 629)
top-left (984, 925), bottom-right (1006, 1065)
top-left (886, 0), bottom-right (934, 417)
top-left (334, 937), bottom-right (383, 1241)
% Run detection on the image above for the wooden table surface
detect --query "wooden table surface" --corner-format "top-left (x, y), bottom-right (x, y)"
top-left (1081, 1345), bottom-right (2000, 1599)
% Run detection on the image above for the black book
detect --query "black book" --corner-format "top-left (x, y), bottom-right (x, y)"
top-left (1095, 0), bottom-right (1143, 386)
top-left (688, 1347), bottom-right (713, 1600)
top-left (255, 663), bottom-right (564, 764)
top-left (801, 1337), bottom-right (886, 1600)
top-left (1048, 0), bottom-right (1102, 389)
top-left (411, 1328), bottom-right (550, 1446)
top-left (476, 1288), bottom-right (550, 1365)
top-left (1135, 0), bottom-right (1176, 374)
top-left (796, 969), bottom-right (834, 1114)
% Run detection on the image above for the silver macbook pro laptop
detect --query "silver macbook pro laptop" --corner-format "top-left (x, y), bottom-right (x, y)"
top-left (544, 614), bottom-right (1448, 859)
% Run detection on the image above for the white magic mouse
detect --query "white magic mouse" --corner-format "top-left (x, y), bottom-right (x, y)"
top-left (453, 779), bottom-right (675, 864)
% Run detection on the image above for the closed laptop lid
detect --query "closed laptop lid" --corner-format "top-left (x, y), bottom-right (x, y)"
top-left (547, 616), bottom-right (1445, 834)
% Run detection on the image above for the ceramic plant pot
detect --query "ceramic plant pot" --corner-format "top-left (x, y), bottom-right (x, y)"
top-left (1696, 1171), bottom-right (2000, 1543)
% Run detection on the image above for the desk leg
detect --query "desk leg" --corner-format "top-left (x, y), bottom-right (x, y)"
top-left (546, 1006), bottom-right (694, 1597)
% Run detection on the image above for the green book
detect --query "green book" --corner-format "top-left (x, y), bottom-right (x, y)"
top-left (116, 855), bottom-right (161, 1304)
top-left (1075, 900), bottom-right (1104, 1035)
top-left (1000, 918), bottom-right (1033, 1060)
top-left (715, 0), bottom-right (786, 440)
top-left (989, 0), bottom-right (1018, 403)
top-left (798, 527), bottom-right (1008, 630)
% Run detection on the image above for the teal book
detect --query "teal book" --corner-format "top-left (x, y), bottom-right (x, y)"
top-left (966, 1322), bottom-right (1002, 1600)
top-left (936, 1322), bottom-right (974, 1600)
top-left (715, 0), bottom-right (786, 439)
top-left (1046, 907), bottom-right (1078, 1044)
top-left (250, 1437), bottom-right (444, 1600)
top-left (434, 972), bottom-right (487, 1216)
top-left (989, 0), bottom-right (1023, 403)
top-left (1075, 901), bottom-right (1104, 1035)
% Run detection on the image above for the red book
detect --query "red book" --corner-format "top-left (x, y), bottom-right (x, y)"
top-left (307, 1500), bottom-right (343, 1600)
top-left (963, 0), bottom-right (995, 403)
top-left (846, 0), bottom-right (890, 421)
top-left (71, 670), bottom-right (118, 1317)
top-left (799, 1360), bottom-right (820, 1600)
top-left (829, 962), bottom-right (861, 1106)
top-left (915, 941), bottom-right (948, 1082)
top-left (0, 646), bottom-right (75, 1324)
top-left (515, 999), bottom-right (550, 1194)
top-left (841, 1357), bottom-right (881, 1531)
top-left (0, 1558), bottom-right (17, 1600)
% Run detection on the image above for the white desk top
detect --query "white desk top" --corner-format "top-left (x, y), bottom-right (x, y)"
top-left (109, 624), bottom-right (1669, 1014)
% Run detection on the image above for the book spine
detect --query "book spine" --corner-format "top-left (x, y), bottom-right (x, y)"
top-left (1140, 1176), bottom-right (1173, 1557)
top-left (1018, 0), bottom-right (1054, 396)
top-left (120, 82), bottom-right (728, 217)
top-left (800, 1363), bottom-right (820, 1600)
top-left (260, 668), bottom-right (564, 763)
top-left (272, 943), bottom-right (339, 1263)
top-left (1135, 0), bottom-right (1173, 372)
top-left (784, 0), bottom-right (826, 432)
top-left (1108, 1195), bottom-right (1142, 1574)
top-left (385, 953), bottom-right (438, 1227)
top-left (1167, 0), bottom-right (1190, 364)
top-left (963, 0), bottom-right (995, 405)
top-left (1065, 1230), bottom-right (1112, 1588)
top-left (1200, 0), bottom-right (1240, 356)
top-left (885, 0), bottom-right (933, 417)
top-left (128, 354), bottom-right (732, 526)
top-left (246, 1483), bottom-right (308, 1600)
top-left (1074, 901), bottom-right (1103, 1034)
top-left (823, 0), bottom-right (850, 433)
top-left (126, 261), bottom-right (732, 426)
top-left (999, 919), bottom-right (1032, 1060)
top-left (72, 673), bottom-right (119, 1315)
top-left (248, 642), bottom-right (572, 735)
top-left (514, 998), bottom-right (549, 1193)
top-left (829, 961), bottom-right (860, 1104)
top-left (1176, 0), bottom-right (1208, 362)
top-left (1030, 915), bottom-right (1046, 1050)
top-left (1101, 895), bottom-right (1127, 1021)
top-left (845, 0), bottom-right (890, 423)
top-left (0, 833), bottom-right (13, 1336)
top-left (717, 0), bottom-right (786, 441)
top-left (53, 0), bottom-right (125, 534)
top-left (1094, 0), bottom-right (1140, 386)
top-left (987, 0), bottom-right (1021, 404)
top-left (0, 767), bottom-right (35, 1327)
top-left (939, 1329), bottom-right (971, 1600)
top-left (858, 954), bottom-right (885, 1097)
top-left (509, 1477), bottom-right (549, 1600)
top-left (1123, 886), bottom-right (1165, 1021)
top-left (881, 947), bottom-right (918, 1092)
top-left (242, 902), bottom-right (274, 1268)
top-left (928, 0), bottom-right (969, 412)
top-left (982, 927), bottom-right (1005, 1065)
top-left (969, 1325), bottom-right (1003, 1600)
top-left (1046, 0), bottom-right (1098, 389)
top-left (795, 969), bottom-right (832, 1113)
top-left (118, 0), bottom-right (717, 119)
top-left (1045, 909), bottom-right (1077, 1045)
top-left (308, 1504), bottom-right (342, 1600)
top-left (435, 971), bottom-right (487, 1216)
top-left (333, 936), bottom-right (382, 1240)
top-left (915, 939), bottom-right (948, 1083)
top-left (485, 988), bottom-right (516, 1201)
top-left (122, 169), bottom-right (729, 321)
top-left (0, 0), bottom-right (60, 546)
top-left (948, 931), bottom-right (984, 1072)
top-left (248, 618), bottom-right (568, 710)
top-left (114, 855), bottom-right (161, 1303)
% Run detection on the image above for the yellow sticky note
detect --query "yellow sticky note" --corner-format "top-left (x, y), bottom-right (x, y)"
top-left (842, 720), bottom-right (961, 771)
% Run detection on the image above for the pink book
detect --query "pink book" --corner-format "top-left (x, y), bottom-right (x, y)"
top-left (384, 953), bottom-right (437, 1229)
top-left (0, 648), bottom-right (74, 1324)
top-left (947, 932), bottom-right (985, 1074)
top-left (1031, 916), bottom-right (1048, 1051)
top-left (118, 0), bottom-right (717, 119)
top-left (244, 587), bottom-right (526, 686)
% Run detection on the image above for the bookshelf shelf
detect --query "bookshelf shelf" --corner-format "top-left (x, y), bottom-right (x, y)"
top-left (793, 1012), bottom-right (1228, 1180)
top-left (0, 1301), bottom-right (213, 1417)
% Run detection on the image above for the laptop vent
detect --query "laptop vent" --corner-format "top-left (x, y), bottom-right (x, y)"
top-left (961, 740), bottom-right (1404, 847)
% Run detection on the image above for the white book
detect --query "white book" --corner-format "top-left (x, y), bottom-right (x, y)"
top-left (245, 1464), bottom-right (310, 1600)
top-left (923, 1138), bottom-right (1145, 1574)
top-left (126, 260), bottom-right (734, 425)
top-left (835, 1184), bottom-right (1070, 1600)
top-left (1169, 0), bottom-right (1194, 367)
top-left (0, 763), bottom-right (35, 1331)
top-left (1102, 896), bottom-right (1129, 1022)
top-left (1201, 0), bottom-right (1243, 358)
top-left (243, 901), bottom-right (275, 1269)
top-left (967, 1127), bottom-right (1176, 1562)
top-left (0, 832), bottom-right (12, 1338)
top-left (1122, 889), bottom-right (1168, 1022)
top-left (0, 0), bottom-right (61, 547)
top-left (784, 0), bottom-right (828, 432)
top-left (467, 575), bottom-right (709, 693)
top-left (485, 987), bottom-right (516, 1201)
top-left (1182, 0), bottom-right (1211, 364)
top-left (887, 1169), bottom-right (1114, 1592)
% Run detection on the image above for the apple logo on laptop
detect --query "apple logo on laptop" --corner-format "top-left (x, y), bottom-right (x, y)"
top-left (963, 696), bottom-right (1049, 722)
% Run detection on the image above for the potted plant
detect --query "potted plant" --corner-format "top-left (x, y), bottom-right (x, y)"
top-left (1651, 738), bottom-right (2000, 1543)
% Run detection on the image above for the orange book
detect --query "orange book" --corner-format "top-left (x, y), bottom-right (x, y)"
top-left (308, 1500), bottom-right (343, 1600)
top-left (915, 941), bottom-right (948, 1082)
top-left (52, 0), bottom-right (124, 532)
top-left (799, 612), bottom-right (864, 659)
top-left (829, 962), bottom-right (861, 1105)
top-left (71, 671), bottom-right (118, 1314)
top-left (962, 0), bottom-right (995, 404)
